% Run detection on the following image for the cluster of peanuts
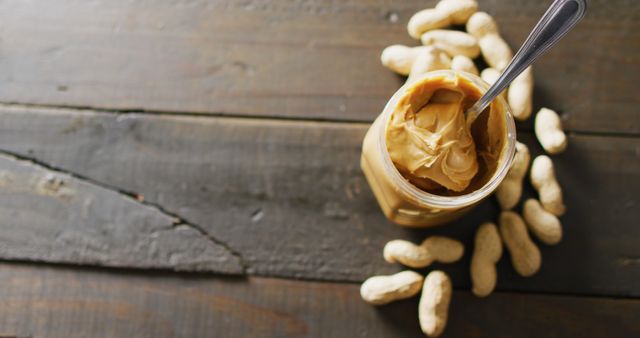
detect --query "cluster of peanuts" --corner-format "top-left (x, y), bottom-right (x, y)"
top-left (382, 0), bottom-right (534, 120)
top-left (360, 1), bottom-right (569, 337)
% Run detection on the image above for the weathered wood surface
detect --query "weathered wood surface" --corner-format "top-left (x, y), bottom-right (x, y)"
top-left (0, 105), bottom-right (638, 296)
top-left (0, 262), bottom-right (638, 338)
top-left (0, 0), bottom-right (638, 134)
top-left (0, 1), bottom-right (638, 337)
top-left (0, 152), bottom-right (243, 273)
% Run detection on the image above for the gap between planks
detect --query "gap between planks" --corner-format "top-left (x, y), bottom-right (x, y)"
top-left (0, 260), bottom-right (637, 302)
top-left (0, 102), bottom-right (638, 139)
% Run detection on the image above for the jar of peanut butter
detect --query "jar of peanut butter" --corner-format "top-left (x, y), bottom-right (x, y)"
top-left (361, 70), bottom-right (516, 227)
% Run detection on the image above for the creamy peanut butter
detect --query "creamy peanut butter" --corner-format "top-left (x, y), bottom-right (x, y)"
top-left (385, 74), bottom-right (505, 196)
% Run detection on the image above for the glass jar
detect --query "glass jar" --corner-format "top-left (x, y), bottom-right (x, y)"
top-left (361, 70), bottom-right (516, 227)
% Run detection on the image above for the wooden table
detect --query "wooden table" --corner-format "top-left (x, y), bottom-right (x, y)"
top-left (0, 0), bottom-right (638, 337)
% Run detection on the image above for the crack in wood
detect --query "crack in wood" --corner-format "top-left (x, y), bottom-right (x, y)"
top-left (0, 149), bottom-right (247, 273)
top-left (170, 220), bottom-right (249, 272)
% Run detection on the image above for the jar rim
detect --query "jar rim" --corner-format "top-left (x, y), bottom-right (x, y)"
top-left (377, 70), bottom-right (517, 209)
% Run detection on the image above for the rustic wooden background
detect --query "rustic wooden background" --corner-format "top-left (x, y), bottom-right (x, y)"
top-left (0, 0), bottom-right (639, 337)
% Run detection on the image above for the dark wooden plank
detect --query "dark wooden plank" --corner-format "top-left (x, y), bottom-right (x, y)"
top-left (0, 152), bottom-right (243, 274)
top-left (0, 0), bottom-right (638, 133)
top-left (0, 106), bottom-right (638, 297)
top-left (0, 262), bottom-right (638, 338)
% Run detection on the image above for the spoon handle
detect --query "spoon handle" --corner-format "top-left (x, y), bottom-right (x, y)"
top-left (467, 0), bottom-right (587, 121)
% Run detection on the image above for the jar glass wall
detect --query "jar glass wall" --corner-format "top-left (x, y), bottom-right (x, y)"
top-left (361, 70), bottom-right (517, 227)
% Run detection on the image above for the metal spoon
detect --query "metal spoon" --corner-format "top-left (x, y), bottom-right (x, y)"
top-left (466, 0), bottom-right (587, 123)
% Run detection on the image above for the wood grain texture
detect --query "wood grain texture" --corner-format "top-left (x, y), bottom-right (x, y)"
top-left (0, 105), bottom-right (638, 296)
top-left (0, 152), bottom-right (243, 273)
top-left (0, 0), bottom-right (638, 133)
top-left (0, 262), bottom-right (638, 338)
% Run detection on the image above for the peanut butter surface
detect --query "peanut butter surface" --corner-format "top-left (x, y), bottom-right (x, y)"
top-left (386, 74), bottom-right (506, 195)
